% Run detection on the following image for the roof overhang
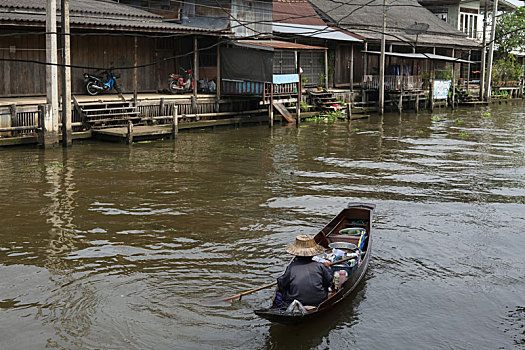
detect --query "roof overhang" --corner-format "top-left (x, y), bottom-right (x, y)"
top-left (272, 23), bottom-right (362, 42)
top-left (363, 50), bottom-right (473, 63)
top-left (234, 40), bottom-right (327, 51)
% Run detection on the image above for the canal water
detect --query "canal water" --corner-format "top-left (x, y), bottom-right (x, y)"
top-left (1, 101), bottom-right (524, 349)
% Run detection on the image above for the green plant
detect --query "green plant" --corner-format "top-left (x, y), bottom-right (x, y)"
top-left (416, 129), bottom-right (424, 134)
top-left (492, 89), bottom-right (510, 98)
top-left (431, 116), bottom-right (441, 121)
top-left (460, 131), bottom-right (469, 137)
top-left (317, 73), bottom-right (326, 87)
top-left (301, 76), bottom-right (308, 86)
top-left (455, 118), bottom-right (463, 124)
top-left (491, 56), bottom-right (523, 85)
top-left (435, 65), bottom-right (453, 80)
top-left (300, 101), bottom-right (309, 112)
top-left (481, 112), bottom-right (491, 118)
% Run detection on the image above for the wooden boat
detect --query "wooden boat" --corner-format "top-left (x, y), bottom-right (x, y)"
top-left (254, 202), bottom-right (375, 324)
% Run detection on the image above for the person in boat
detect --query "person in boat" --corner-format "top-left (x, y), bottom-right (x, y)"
top-left (275, 234), bottom-right (334, 308)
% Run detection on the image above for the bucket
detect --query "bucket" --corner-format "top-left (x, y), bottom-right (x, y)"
top-left (339, 227), bottom-right (366, 236)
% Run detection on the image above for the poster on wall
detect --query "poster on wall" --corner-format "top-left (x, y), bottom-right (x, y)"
top-left (434, 79), bottom-right (451, 100)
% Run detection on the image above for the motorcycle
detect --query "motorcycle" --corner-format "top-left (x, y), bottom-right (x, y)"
top-left (83, 69), bottom-right (121, 96)
top-left (168, 68), bottom-right (194, 94)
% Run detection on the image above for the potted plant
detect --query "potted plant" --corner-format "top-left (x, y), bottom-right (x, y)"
top-left (317, 73), bottom-right (326, 91)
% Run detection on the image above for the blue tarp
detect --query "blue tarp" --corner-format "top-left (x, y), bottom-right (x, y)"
top-left (273, 74), bottom-right (299, 84)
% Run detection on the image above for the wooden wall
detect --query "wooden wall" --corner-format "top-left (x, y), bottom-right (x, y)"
top-left (0, 30), bottom-right (205, 97)
top-left (0, 32), bottom-right (47, 96)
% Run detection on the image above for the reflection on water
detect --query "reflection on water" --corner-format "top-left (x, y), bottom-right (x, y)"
top-left (0, 101), bottom-right (524, 349)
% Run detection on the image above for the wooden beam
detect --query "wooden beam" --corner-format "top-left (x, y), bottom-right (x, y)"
top-left (297, 50), bottom-right (301, 125)
top-left (324, 49), bottom-right (329, 88)
top-left (61, 0), bottom-right (72, 147)
top-left (480, 0), bottom-right (488, 101)
top-left (134, 36), bottom-right (138, 105)
top-left (172, 104), bottom-right (178, 138)
top-left (126, 120), bottom-right (133, 144)
top-left (216, 42), bottom-right (221, 101)
top-left (45, 0), bottom-right (59, 148)
top-left (193, 36), bottom-right (198, 98)
top-left (379, 0), bottom-right (387, 115)
top-left (9, 104), bottom-right (17, 137)
top-left (269, 83), bottom-right (274, 128)
top-left (350, 44), bottom-right (354, 91)
top-left (485, 0), bottom-right (499, 101)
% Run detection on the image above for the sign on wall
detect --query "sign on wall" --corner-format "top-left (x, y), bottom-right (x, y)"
top-left (433, 79), bottom-right (451, 100)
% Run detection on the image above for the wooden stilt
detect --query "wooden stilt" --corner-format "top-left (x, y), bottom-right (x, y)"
top-left (126, 120), bottom-right (133, 144)
top-left (172, 104), bottom-right (178, 138)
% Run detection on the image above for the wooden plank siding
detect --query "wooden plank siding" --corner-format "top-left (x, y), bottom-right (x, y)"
top-left (0, 30), bottom-right (208, 97)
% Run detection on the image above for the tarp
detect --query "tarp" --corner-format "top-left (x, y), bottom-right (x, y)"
top-left (221, 47), bottom-right (273, 82)
top-left (273, 74), bottom-right (299, 84)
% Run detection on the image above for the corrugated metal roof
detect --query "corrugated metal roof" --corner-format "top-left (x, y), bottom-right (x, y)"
top-left (0, 0), bottom-right (226, 33)
top-left (273, 1), bottom-right (326, 26)
top-left (273, 22), bottom-right (362, 42)
top-left (238, 40), bottom-right (327, 51)
top-left (348, 29), bottom-right (479, 48)
top-left (309, 0), bottom-right (480, 48)
top-left (363, 50), bottom-right (473, 63)
top-left (0, 0), bottom-right (160, 19)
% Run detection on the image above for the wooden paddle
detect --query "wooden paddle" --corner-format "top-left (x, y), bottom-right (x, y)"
top-left (216, 254), bottom-right (362, 302)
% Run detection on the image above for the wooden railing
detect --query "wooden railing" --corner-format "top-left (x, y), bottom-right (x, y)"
top-left (221, 79), bottom-right (265, 96)
top-left (362, 75), bottom-right (423, 91)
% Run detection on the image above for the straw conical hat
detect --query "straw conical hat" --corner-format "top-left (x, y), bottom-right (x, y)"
top-left (286, 234), bottom-right (325, 256)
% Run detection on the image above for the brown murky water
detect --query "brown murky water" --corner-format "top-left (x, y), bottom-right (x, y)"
top-left (1, 101), bottom-right (524, 349)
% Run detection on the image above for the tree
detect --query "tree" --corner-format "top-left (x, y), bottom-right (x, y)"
top-left (495, 7), bottom-right (525, 57)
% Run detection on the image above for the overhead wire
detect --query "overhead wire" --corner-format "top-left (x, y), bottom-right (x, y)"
top-left (0, 0), bottom-right (502, 70)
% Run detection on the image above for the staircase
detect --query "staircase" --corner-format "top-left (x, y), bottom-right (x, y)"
top-left (74, 98), bottom-right (142, 129)
top-left (307, 89), bottom-right (340, 111)
top-left (456, 88), bottom-right (475, 103)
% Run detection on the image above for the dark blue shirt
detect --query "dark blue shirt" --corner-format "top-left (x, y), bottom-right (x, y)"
top-left (277, 257), bottom-right (334, 307)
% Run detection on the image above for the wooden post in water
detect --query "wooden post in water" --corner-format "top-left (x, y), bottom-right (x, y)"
top-left (159, 98), bottom-right (165, 122)
top-left (350, 44), bottom-right (354, 92)
top-left (324, 48), bottom-right (329, 89)
top-left (429, 61), bottom-right (435, 112)
top-left (216, 43), bottom-right (221, 101)
top-left (134, 36), bottom-right (138, 105)
top-left (45, 0), bottom-right (59, 148)
top-left (269, 83), bottom-right (274, 128)
top-left (61, 0), bottom-right (72, 147)
top-left (296, 50), bottom-right (301, 125)
top-left (172, 104), bottom-right (178, 138)
top-left (193, 36), bottom-right (198, 99)
top-left (466, 50), bottom-right (471, 92)
top-left (363, 42), bottom-right (368, 105)
top-left (37, 104), bottom-right (47, 146)
top-left (485, 0), bottom-right (499, 102)
top-left (126, 120), bottom-right (133, 144)
top-left (451, 62), bottom-right (456, 109)
top-left (480, 0), bottom-right (489, 101)
top-left (10, 104), bottom-right (17, 137)
top-left (346, 100), bottom-right (352, 120)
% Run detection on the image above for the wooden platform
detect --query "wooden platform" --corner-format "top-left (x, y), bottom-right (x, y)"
top-left (458, 101), bottom-right (489, 106)
top-left (91, 115), bottom-right (268, 143)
